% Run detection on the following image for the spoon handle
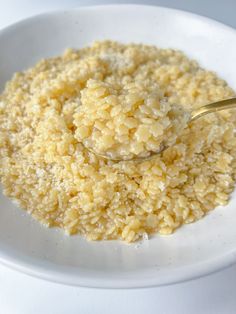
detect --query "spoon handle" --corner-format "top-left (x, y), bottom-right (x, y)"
top-left (190, 97), bottom-right (236, 121)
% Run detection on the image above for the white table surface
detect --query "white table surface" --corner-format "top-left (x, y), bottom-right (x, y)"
top-left (1, 1), bottom-right (236, 313)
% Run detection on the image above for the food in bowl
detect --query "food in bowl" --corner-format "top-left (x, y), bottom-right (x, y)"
top-left (0, 41), bottom-right (235, 242)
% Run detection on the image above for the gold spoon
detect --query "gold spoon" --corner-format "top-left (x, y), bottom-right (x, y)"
top-left (84, 97), bottom-right (236, 162)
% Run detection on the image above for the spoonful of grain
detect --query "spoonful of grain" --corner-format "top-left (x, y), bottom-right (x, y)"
top-left (74, 79), bottom-right (236, 162)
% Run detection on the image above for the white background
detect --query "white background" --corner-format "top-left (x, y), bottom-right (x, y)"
top-left (1, 1), bottom-right (236, 313)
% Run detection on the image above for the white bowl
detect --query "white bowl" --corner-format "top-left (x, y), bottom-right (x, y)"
top-left (1, 4), bottom-right (236, 289)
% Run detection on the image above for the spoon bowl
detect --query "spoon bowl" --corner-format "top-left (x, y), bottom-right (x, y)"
top-left (83, 97), bottom-right (236, 162)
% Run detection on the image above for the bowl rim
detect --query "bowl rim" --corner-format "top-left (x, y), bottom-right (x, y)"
top-left (1, 245), bottom-right (236, 289)
top-left (1, 4), bottom-right (236, 289)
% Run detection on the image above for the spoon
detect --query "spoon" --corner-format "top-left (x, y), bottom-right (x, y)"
top-left (84, 97), bottom-right (236, 162)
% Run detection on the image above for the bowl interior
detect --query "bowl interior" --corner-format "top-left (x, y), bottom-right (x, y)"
top-left (1, 5), bottom-right (236, 288)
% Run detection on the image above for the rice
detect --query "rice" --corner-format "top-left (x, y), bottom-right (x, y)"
top-left (0, 40), bottom-right (235, 242)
